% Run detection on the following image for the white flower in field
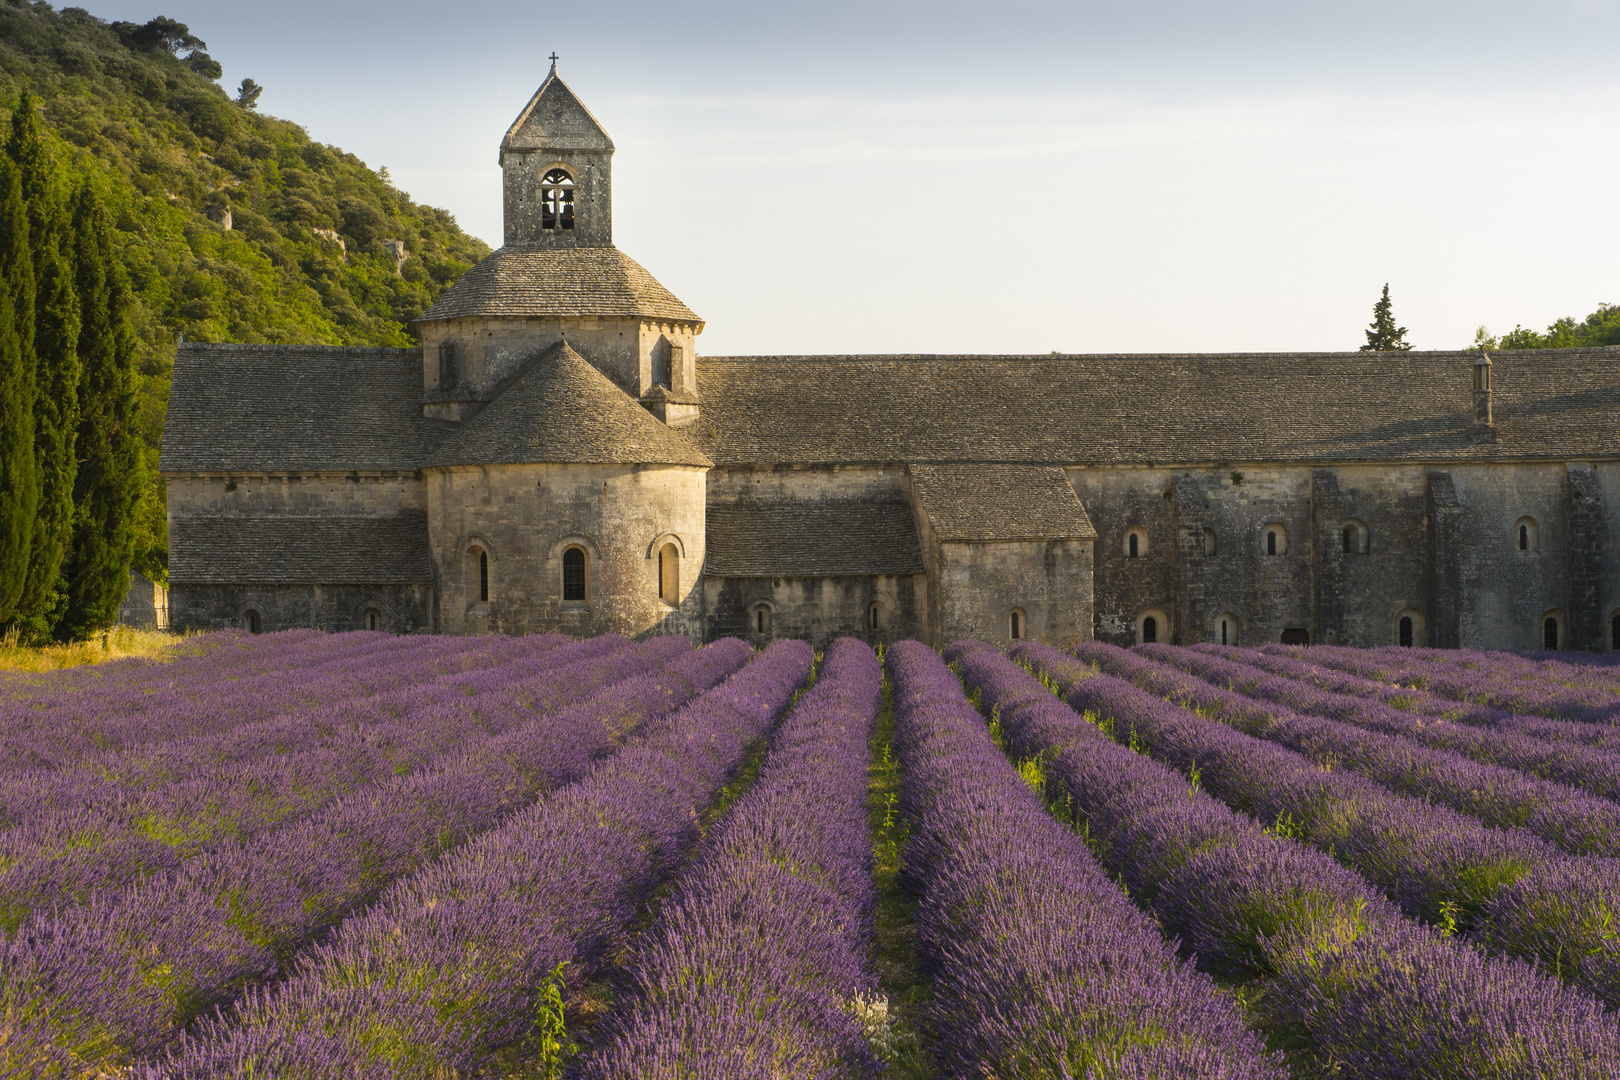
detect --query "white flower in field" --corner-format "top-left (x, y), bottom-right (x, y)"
top-left (847, 992), bottom-right (901, 1062)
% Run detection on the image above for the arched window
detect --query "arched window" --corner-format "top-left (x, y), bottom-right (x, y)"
top-left (1136, 609), bottom-right (1168, 645)
top-left (1204, 528), bottom-right (1218, 557)
top-left (244, 609), bottom-right (261, 634)
top-left (869, 601), bottom-right (883, 631)
top-left (1124, 528), bottom-right (1148, 559)
top-left (753, 604), bottom-right (773, 637)
top-left (1399, 616), bottom-right (1413, 647)
top-left (1217, 612), bottom-right (1236, 646)
top-left (479, 550), bottom-right (489, 603)
top-left (1342, 519), bottom-right (1368, 555)
top-left (1515, 517), bottom-right (1540, 553)
top-left (1141, 616), bottom-right (1157, 643)
top-left (1264, 523), bottom-right (1288, 556)
top-left (658, 543), bottom-right (679, 603)
top-left (438, 341), bottom-right (459, 390)
top-left (365, 608), bottom-right (381, 632)
top-left (540, 167), bottom-right (575, 231)
top-left (1544, 616), bottom-right (1560, 651)
top-left (1128, 533), bottom-right (1139, 558)
top-left (1010, 609), bottom-right (1025, 640)
top-left (562, 546), bottom-right (587, 602)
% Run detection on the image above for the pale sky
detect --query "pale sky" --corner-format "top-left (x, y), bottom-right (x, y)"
top-left (92, 1), bottom-right (1620, 356)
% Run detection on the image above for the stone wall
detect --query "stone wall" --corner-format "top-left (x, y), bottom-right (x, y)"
top-left (170, 583), bottom-right (432, 634)
top-left (165, 472), bottom-right (424, 518)
top-left (929, 539), bottom-right (1093, 649)
top-left (420, 316), bottom-right (700, 403)
top-left (426, 461), bottom-right (706, 639)
top-left (704, 573), bottom-right (927, 648)
top-left (502, 149), bottom-right (611, 247)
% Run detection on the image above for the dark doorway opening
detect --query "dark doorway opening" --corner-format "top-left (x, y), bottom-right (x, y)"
top-left (1280, 627), bottom-right (1310, 646)
top-left (1544, 618), bottom-right (1559, 651)
top-left (1399, 616), bottom-right (1413, 647)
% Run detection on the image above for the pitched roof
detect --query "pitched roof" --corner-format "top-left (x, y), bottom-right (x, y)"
top-left (160, 344), bottom-right (428, 473)
top-left (501, 68), bottom-right (614, 153)
top-left (911, 464), bottom-right (1096, 541)
top-left (690, 349), bottom-right (1620, 466)
top-left (705, 499), bottom-right (925, 577)
top-left (424, 341), bottom-right (712, 468)
top-left (415, 246), bottom-right (699, 324)
top-left (169, 515), bottom-right (432, 584)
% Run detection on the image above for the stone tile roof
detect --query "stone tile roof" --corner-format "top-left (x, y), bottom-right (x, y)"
top-left (691, 349), bottom-right (1620, 465)
top-left (415, 246), bottom-right (699, 324)
top-left (160, 344), bottom-right (429, 474)
top-left (705, 499), bottom-right (925, 577)
top-left (169, 515), bottom-right (432, 584)
top-left (502, 69), bottom-right (614, 152)
top-left (425, 341), bottom-right (712, 468)
top-left (911, 464), bottom-right (1096, 541)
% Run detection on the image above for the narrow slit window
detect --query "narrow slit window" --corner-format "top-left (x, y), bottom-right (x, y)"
top-left (1267, 531), bottom-right (1277, 556)
top-left (658, 543), bottom-right (679, 602)
top-left (754, 605), bottom-right (772, 637)
top-left (438, 342), bottom-right (458, 390)
top-left (1544, 617), bottom-right (1559, 651)
top-left (540, 168), bottom-right (575, 231)
top-left (1010, 610), bottom-right (1024, 640)
top-left (1343, 527), bottom-right (1353, 554)
top-left (1520, 524), bottom-right (1528, 551)
top-left (1220, 618), bottom-right (1230, 645)
top-left (563, 547), bottom-right (586, 602)
top-left (245, 609), bottom-right (261, 634)
top-left (1399, 616), bottom-right (1413, 647)
top-left (1128, 533), bottom-right (1139, 558)
top-left (479, 551), bottom-right (489, 603)
top-left (869, 603), bottom-right (881, 631)
top-left (366, 608), bottom-right (381, 632)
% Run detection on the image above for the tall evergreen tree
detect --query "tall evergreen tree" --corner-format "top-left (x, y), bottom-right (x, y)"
top-left (7, 91), bottom-right (80, 638)
top-left (58, 187), bottom-right (143, 641)
top-left (1361, 283), bottom-right (1412, 352)
top-left (0, 159), bottom-right (36, 626)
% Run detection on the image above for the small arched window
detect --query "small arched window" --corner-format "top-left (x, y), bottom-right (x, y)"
top-left (1124, 528), bottom-right (1148, 559)
top-left (1264, 524), bottom-right (1288, 556)
top-left (1141, 616), bottom-right (1157, 643)
top-left (1267, 531), bottom-right (1277, 555)
top-left (541, 167), bottom-right (575, 231)
top-left (1516, 517), bottom-right (1539, 554)
top-left (869, 601), bottom-right (883, 631)
top-left (1204, 528), bottom-right (1218, 557)
top-left (1217, 612), bottom-right (1236, 646)
top-left (1544, 616), bottom-right (1560, 650)
top-left (1342, 519), bottom-right (1368, 555)
top-left (1010, 609), bottom-right (1025, 640)
top-left (244, 609), bottom-right (261, 634)
top-left (366, 608), bottom-right (381, 632)
top-left (1128, 533), bottom-right (1139, 558)
top-left (658, 543), bottom-right (679, 604)
top-left (753, 604), bottom-right (773, 637)
top-left (1399, 616), bottom-right (1413, 647)
top-left (562, 546), bottom-right (587, 602)
top-left (479, 550), bottom-right (490, 603)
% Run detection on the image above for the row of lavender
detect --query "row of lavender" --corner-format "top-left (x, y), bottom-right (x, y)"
top-left (1258, 641), bottom-right (1620, 721)
top-left (974, 642), bottom-right (1620, 1078)
top-left (3, 633), bottom-right (762, 1073)
top-left (147, 638), bottom-right (816, 1077)
top-left (1017, 641), bottom-right (1620, 1019)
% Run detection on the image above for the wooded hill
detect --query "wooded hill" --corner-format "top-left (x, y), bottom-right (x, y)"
top-left (0, 1), bottom-right (492, 589)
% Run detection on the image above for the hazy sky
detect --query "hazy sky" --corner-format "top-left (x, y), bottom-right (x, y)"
top-left (91, 1), bottom-right (1620, 355)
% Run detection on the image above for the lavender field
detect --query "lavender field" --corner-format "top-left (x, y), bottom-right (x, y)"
top-left (4, 629), bottom-right (1620, 1078)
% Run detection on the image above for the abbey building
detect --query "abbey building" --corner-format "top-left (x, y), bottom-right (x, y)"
top-left (160, 68), bottom-right (1620, 652)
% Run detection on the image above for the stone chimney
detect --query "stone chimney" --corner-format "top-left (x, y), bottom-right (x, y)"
top-left (1470, 351), bottom-right (1497, 443)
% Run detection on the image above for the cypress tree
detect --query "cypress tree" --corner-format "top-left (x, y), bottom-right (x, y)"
top-left (1360, 283), bottom-right (1412, 352)
top-left (58, 187), bottom-right (144, 641)
top-left (0, 158), bottom-right (36, 626)
top-left (7, 91), bottom-right (80, 637)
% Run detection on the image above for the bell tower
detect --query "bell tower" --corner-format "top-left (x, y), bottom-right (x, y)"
top-left (500, 58), bottom-right (614, 248)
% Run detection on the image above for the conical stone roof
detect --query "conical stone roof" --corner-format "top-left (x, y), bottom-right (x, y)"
top-left (425, 340), bottom-right (712, 469)
top-left (413, 246), bottom-right (700, 325)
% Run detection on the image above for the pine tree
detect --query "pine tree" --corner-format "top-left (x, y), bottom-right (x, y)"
top-left (7, 92), bottom-right (80, 637)
top-left (1361, 283), bottom-right (1412, 352)
top-left (0, 158), bottom-right (36, 626)
top-left (58, 187), bottom-right (144, 641)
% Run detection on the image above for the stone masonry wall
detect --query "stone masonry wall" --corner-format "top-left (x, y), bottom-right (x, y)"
top-left (704, 573), bottom-right (926, 649)
top-left (170, 584), bottom-right (432, 634)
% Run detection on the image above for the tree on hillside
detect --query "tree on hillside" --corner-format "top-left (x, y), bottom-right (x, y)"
top-left (7, 92), bottom-right (81, 637)
top-left (1361, 283), bottom-right (1412, 352)
top-left (58, 187), bottom-right (144, 642)
top-left (0, 159), bottom-right (36, 626)
top-left (236, 78), bottom-right (263, 110)
top-left (111, 17), bottom-right (205, 57)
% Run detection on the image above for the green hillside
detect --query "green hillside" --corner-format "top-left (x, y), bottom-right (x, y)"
top-left (0, 1), bottom-right (492, 584)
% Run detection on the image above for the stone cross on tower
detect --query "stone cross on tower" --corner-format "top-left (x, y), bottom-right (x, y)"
top-left (499, 65), bottom-right (614, 247)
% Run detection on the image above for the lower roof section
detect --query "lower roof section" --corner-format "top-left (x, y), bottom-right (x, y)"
top-left (705, 498), bottom-right (925, 577)
top-left (170, 514), bottom-right (433, 585)
top-left (911, 464), bottom-right (1096, 541)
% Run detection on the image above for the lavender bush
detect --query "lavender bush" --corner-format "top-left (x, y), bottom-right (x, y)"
top-left (576, 637), bottom-right (884, 1079)
top-left (2, 636), bottom-right (756, 1071)
top-left (139, 639), bottom-right (813, 1078)
top-left (975, 643), bottom-right (1620, 1078)
top-left (896, 640), bottom-right (1281, 1079)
